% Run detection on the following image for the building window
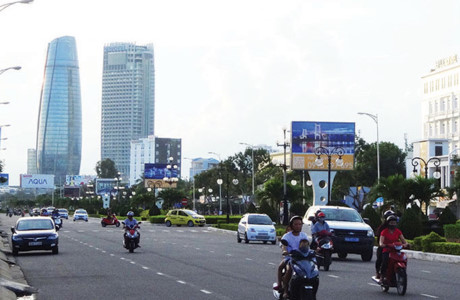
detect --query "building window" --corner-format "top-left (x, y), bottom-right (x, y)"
top-left (435, 146), bottom-right (443, 156)
top-left (441, 123), bottom-right (445, 134)
top-left (455, 121), bottom-right (458, 133)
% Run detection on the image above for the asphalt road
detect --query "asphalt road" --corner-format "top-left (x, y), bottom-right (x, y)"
top-left (1, 215), bottom-right (459, 300)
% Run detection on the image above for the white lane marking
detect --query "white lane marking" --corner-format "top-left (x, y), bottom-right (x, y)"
top-left (368, 283), bottom-right (380, 287)
top-left (209, 250), bottom-right (215, 253)
top-left (77, 230), bottom-right (85, 233)
top-left (177, 230), bottom-right (184, 233)
top-left (130, 261), bottom-right (135, 264)
top-left (195, 248), bottom-right (201, 250)
top-left (120, 257), bottom-right (126, 260)
top-left (268, 262), bottom-right (276, 266)
top-left (245, 258), bottom-right (253, 261)
top-left (421, 270), bottom-right (431, 273)
top-left (177, 280), bottom-right (186, 284)
top-left (157, 272), bottom-right (165, 276)
top-left (421, 294), bottom-right (439, 299)
top-left (110, 254), bottom-right (115, 257)
top-left (142, 266), bottom-right (149, 270)
top-left (201, 290), bottom-right (212, 294)
top-left (328, 275), bottom-right (339, 278)
top-left (101, 250), bottom-right (106, 253)
top-left (226, 254), bottom-right (232, 256)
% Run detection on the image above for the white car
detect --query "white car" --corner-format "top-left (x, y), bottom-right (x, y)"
top-left (237, 213), bottom-right (277, 244)
top-left (73, 209), bottom-right (88, 222)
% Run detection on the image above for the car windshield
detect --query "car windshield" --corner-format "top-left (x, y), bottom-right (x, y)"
top-left (184, 210), bottom-right (198, 216)
top-left (58, 209), bottom-right (67, 213)
top-left (75, 210), bottom-right (87, 214)
top-left (321, 209), bottom-right (363, 222)
top-left (17, 219), bottom-right (54, 231)
top-left (247, 215), bottom-right (272, 225)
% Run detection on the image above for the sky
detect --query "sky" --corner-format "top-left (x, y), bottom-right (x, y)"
top-left (1, 0), bottom-right (460, 186)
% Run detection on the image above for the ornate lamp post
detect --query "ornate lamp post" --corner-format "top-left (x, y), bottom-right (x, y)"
top-left (217, 178), bottom-right (223, 215)
top-left (315, 146), bottom-right (345, 203)
top-left (358, 112), bottom-right (380, 182)
top-left (411, 156), bottom-right (441, 179)
top-left (163, 156), bottom-right (178, 186)
top-left (0, 66), bottom-right (21, 74)
top-left (114, 172), bottom-right (121, 202)
top-left (276, 127), bottom-right (290, 225)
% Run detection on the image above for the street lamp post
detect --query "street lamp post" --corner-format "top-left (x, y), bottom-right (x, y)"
top-left (184, 157), bottom-right (196, 211)
top-left (315, 146), bottom-right (345, 203)
top-left (358, 112), bottom-right (380, 182)
top-left (239, 142), bottom-right (255, 198)
top-left (115, 172), bottom-right (121, 203)
top-left (276, 127), bottom-right (290, 225)
top-left (0, 0), bottom-right (33, 12)
top-left (232, 178), bottom-right (240, 215)
top-left (217, 178), bottom-right (223, 215)
top-left (163, 157), bottom-right (178, 186)
top-left (411, 156), bottom-right (441, 179)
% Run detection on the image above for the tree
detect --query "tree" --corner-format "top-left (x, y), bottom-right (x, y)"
top-left (95, 159), bottom-right (118, 178)
top-left (411, 176), bottom-right (444, 216)
top-left (371, 174), bottom-right (414, 212)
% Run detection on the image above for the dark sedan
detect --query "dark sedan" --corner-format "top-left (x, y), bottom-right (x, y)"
top-left (10, 217), bottom-right (59, 255)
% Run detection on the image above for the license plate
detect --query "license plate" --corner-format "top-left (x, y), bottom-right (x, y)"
top-left (29, 241), bottom-right (42, 246)
top-left (345, 237), bottom-right (359, 242)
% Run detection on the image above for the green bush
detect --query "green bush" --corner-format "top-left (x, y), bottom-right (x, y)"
top-left (205, 216), bottom-right (240, 224)
top-left (412, 236), bottom-right (423, 251)
top-left (149, 204), bottom-right (161, 216)
top-left (444, 223), bottom-right (460, 241)
top-left (258, 199), bottom-right (277, 222)
top-left (150, 215), bottom-right (166, 223)
top-left (398, 207), bottom-right (423, 239)
top-left (216, 223), bottom-right (238, 231)
top-left (438, 207), bottom-right (457, 226)
top-left (361, 205), bottom-right (381, 232)
top-left (431, 242), bottom-right (460, 255)
top-left (421, 231), bottom-right (447, 252)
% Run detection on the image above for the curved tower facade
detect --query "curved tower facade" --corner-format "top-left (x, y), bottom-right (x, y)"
top-left (36, 36), bottom-right (82, 184)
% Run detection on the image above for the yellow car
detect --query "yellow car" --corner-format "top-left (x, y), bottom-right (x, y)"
top-left (164, 209), bottom-right (206, 227)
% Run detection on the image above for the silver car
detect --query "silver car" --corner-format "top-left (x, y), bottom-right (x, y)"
top-left (237, 213), bottom-right (277, 244)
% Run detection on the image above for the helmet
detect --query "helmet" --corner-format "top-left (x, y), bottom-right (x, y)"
top-left (127, 211), bottom-right (134, 217)
top-left (289, 215), bottom-right (303, 226)
top-left (386, 215), bottom-right (397, 222)
top-left (317, 212), bottom-right (326, 218)
top-left (383, 210), bottom-right (395, 219)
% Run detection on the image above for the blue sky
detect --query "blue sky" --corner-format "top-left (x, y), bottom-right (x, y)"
top-left (1, 0), bottom-right (460, 185)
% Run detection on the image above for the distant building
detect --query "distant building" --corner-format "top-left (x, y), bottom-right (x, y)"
top-left (189, 158), bottom-right (219, 180)
top-left (36, 36), bottom-right (82, 185)
top-left (101, 42), bottom-right (155, 180)
top-left (27, 149), bottom-right (37, 174)
top-left (129, 136), bottom-right (181, 186)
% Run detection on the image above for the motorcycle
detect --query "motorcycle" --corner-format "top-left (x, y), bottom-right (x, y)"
top-left (101, 214), bottom-right (121, 227)
top-left (273, 239), bottom-right (319, 300)
top-left (122, 221), bottom-right (142, 253)
top-left (52, 216), bottom-right (63, 229)
top-left (312, 230), bottom-right (333, 271)
top-left (371, 242), bottom-right (408, 296)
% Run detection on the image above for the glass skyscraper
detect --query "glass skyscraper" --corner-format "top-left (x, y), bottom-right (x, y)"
top-left (101, 42), bottom-right (155, 179)
top-left (36, 36), bottom-right (82, 185)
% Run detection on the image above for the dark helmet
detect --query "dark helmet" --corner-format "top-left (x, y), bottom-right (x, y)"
top-left (289, 215), bottom-right (303, 226)
top-left (383, 210), bottom-right (395, 219)
top-left (127, 211), bottom-right (134, 217)
top-left (386, 215), bottom-right (398, 222)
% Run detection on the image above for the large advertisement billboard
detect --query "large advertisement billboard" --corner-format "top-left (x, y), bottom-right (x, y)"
top-left (0, 173), bottom-right (8, 186)
top-left (291, 121), bottom-right (355, 171)
top-left (144, 163), bottom-right (178, 179)
top-left (65, 175), bottom-right (96, 186)
top-left (95, 178), bottom-right (118, 196)
top-left (20, 174), bottom-right (55, 189)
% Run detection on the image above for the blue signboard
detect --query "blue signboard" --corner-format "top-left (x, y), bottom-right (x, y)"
top-left (95, 178), bottom-right (118, 196)
top-left (144, 163), bottom-right (178, 179)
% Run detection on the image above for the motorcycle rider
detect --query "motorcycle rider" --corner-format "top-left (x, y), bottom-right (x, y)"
top-left (375, 209), bottom-right (396, 279)
top-left (379, 215), bottom-right (408, 283)
top-left (311, 211), bottom-right (331, 251)
top-left (275, 216), bottom-right (309, 300)
top-left (123, 211), bottom-right (140, 248)
top-left (40, 208), bottom-right (49, 216)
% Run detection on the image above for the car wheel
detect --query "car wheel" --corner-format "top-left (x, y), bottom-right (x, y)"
top-left (237, 232), bottom-right (242, 243)
top-left (337, 252), bottom-right (347, 259)
top-left (187, 220), bottom-right (194, 227)
top-left (244, 233), bottom-right (249, 244)
top-left (271, 240), bottom-right (276, 245)
top-left (361, 249), bottom-right (373, 262)
top-left (263, 241), bottom-right (267, 244)
top-left (73, 219), bottom-right (75, 222)
top-left (165, 220), bottom-right (172, 227)
top-left (52, 246), bottom-right (59, 255)
top-left (85, 219), bottom-right (88, 222)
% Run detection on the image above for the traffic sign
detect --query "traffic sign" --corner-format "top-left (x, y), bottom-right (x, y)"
top-left (181, 198), bottom-right (188, 206)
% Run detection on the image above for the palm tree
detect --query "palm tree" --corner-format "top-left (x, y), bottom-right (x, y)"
top-left (372, 174), bottom-right (414, 212)
top-left (411, 176), bottom-right (444, 216)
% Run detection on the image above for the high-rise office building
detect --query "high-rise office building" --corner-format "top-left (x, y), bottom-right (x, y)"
top-left (36, 36), bottom-right (82, 185)
top-left (27, 149), bottom-right (38, 174)
top-left (101, 43), bottom-right (155, 179)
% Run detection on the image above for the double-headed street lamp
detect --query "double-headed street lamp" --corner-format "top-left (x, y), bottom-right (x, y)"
top-left (114, 172), bottom-right (122, 202)
top-left (411, 156), bottom-right (441, 179)
top-left (358, 112), bottom-right (380, 182)
top-left (0, 0), bottom-right (32, 12)
top-left (163, 157), bottom-right (178, 186)
top-left (315, 146), bottom-right (345, 203)
top-left (276, 127), bottom-right (290, 225)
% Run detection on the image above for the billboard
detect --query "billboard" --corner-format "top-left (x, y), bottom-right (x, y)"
top-left (65, 175), bottom-right (96, 186)
top-left (291, 121), bottom-right (355, 171)
top-left (144, 163), bottom-right (178, 179)
top-left (95, 178), bottom-right (118, 196)
top-left (64, 186), bottom-right (80, 198)
top-left (0, 173), bottom-right (8, 186)
top-left (20, 174), bottom-right (55, 188)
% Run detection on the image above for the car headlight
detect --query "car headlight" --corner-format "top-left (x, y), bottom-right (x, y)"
top-left (48, 234), bottom-right (58, 240)
top-left (367, 230), bottom-right (374, 237)
top-left (12, 235), bottom-right (22, 241)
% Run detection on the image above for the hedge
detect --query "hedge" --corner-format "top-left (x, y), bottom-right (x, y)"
top-left (431, 242), bottom-right (460, 255)
top-left (444, 223), bottom-right (460, 242)
top-left (216, 223), bottom-right (239, 231)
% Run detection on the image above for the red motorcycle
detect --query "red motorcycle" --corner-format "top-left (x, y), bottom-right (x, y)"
top-left (101, 215), bottom-right (121, 227)
top-left (372, 242), bottom-right (408, 296)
